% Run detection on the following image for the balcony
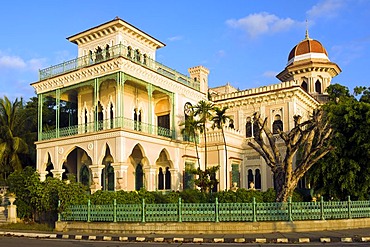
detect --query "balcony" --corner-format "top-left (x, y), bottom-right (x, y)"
top-left (40, 117), bottom-right (175, 141)
top-left (38, 44), bottom-right (200, 91)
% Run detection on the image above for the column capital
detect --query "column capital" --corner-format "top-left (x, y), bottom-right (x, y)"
top-left (50, 169), bottom-right (65, 180)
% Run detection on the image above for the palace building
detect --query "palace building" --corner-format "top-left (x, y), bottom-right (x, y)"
top-left (31, 18), bottom-right (341, 192)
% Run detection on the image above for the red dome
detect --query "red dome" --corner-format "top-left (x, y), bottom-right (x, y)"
top-left (288, 38), bottom-right (328, 62)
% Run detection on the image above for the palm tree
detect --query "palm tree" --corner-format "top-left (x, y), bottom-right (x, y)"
top-left (193, 100), bottom-right (214, 169)
top-left (0, 96), bottom-right (28, 178)
top-left (180, 114), bottom-right (201, 168)
top-left (211, 106), bottom-right (231, 189)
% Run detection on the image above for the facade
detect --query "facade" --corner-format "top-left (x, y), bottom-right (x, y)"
top-left (31, 18), bottom-right (341, 193)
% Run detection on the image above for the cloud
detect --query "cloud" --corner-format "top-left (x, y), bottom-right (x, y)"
top-left (0, 55), bottom-right (27, 69)
top-left (263, 71), bottom-right (278, 78)
top-left (168, 35), bottom-right (183, 42)
top-left (0, 52), bottom-right (45, 72)
top-left (216, 50), bottom-right (226, 58)
top-left (226, 12), bottom-right (298, 38)
top-left (307, 0), bottom-right (344, 20)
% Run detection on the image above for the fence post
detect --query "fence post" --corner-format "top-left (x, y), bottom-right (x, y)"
top-left (347, 196), bottom-right (352, 219)
top-left (288, 197), bottom-right (293, 222)
top-left (87, 199), bottom-right (91, 222)
top-left (141, 198), bottom-right (146, 223)
top-left (178, 197), bottom-right (182, 222)
top-left (113, 199), bottom-right (117, 223)
top-left (57, 200), bottom-right (61, 222)
top-left (215, 197), bottom-right (219, 223)
top-left (320, 196), bottom-right (325, 220)
top-left (252, 197), bottom-right (257, 222)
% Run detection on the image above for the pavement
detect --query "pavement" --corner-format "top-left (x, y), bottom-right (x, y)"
top-left (1, 227), bottom-right (370, 244)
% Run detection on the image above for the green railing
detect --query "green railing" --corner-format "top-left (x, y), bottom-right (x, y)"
top-left (59, 196), bottom-right (370, 223)
top-left (40, 117), bottom-right (175, 141)
top-left (38, 44), bottom-right (200, 91)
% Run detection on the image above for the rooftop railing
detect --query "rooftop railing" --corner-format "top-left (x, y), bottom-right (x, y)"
top-left (38, 44), bottom-right (200, 91)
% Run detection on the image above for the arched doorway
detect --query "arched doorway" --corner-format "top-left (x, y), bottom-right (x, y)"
top-left (101, 145), bottom-right (115, 191)
top-left (129, 144), bottom-right (145, 191)
top-left (64, 147), bottom-right (92, 184)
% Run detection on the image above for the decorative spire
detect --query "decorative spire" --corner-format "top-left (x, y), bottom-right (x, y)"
top-left (305, 20), bottom-right (310, 40)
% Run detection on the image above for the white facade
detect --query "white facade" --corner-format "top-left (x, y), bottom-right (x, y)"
top-left (31, 18), bottom-right (341, 192)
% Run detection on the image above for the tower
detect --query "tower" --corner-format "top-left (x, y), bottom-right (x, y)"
top-left (276, 31), bottom-right (341, 102)
top-left (188, 65), bottom-right (210, 95)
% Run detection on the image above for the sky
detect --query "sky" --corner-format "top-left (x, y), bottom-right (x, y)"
top-left (0, 0), bottom-right (369, 101)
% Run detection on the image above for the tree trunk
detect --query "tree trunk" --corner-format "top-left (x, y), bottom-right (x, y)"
top-left (222, 127), bottom-right (228, 190)
top-left (273, 167), bottom-right (286, 202)
top-left (276, 175), bottom-right (300, 202)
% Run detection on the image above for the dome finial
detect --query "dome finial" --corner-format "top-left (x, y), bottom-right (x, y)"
top-left (305, 20), bottom-right (310, 40)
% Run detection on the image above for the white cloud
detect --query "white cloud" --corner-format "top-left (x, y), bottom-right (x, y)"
top-left (226, 12), bottom-right (298, 38)
top-left (263, 71), bottom-right (278, 78)
top-left (0, 55), bottom-right (27, 69)
top-left (0, 52), bottom-right (46, 72)
top-left (168, 35), bottom-right (183, 42)
top-left (307, 0), bottom-right (344, 20)
top-left (216, 50), bottom-right (226, 58)
top-left (29, 58), bottom-right (46, 72)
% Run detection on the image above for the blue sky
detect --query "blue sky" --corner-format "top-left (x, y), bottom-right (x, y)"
top-left (0, 0), bottom-right (369, 101)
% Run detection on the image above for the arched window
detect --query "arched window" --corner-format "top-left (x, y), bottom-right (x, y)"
top-left (143, 54), bottom-right (147, 65)
top-left (127, 46), bottom-right (132, 58)
top-left (89, 50), bottom-right (93, 64)
top-left (84, 109), bottom-right (88, 133)
top-left (301, 81), bottom-right (308, 92)
top-left (183, 162), bottom-right (195, 189)
top-left (255, 169), bottom-right (261, 189)
top-left (96, 46), bottom-right (103, 61)
top-left (158, 167), bottom-right (164, 190)
top-left (247, 169), bottom-right (254, 189)
top-left (97, 102), bottom-right (103, 131)
top-left (135, 164), bottom-right (144, 191)
top-left (79, 165), bottom-right (90, 187)
top-left (272, 114), bottom-right (283, 134)
top-left (229, 119), bottom-right (234, 129)
top-left (210, 171), bottom-right (218, 192)
top-left (135, 49), bottom-right (141, 62)
top-left (165, 167), bottom-right (171, 190)
top-left (101, 163), bottom-right (114, 191)
top-left (246, 118), bottom-right (252, 137)
top-left (315, 80), bottom-right (322, 93)
top-left (110, 104), bottom-right (114, 129)
top-left (105, 44), bottom-right (110, 59)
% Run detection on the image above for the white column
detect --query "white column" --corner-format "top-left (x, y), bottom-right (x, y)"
top-left (89, 164), bottom-right (104, 193)
top-left (145, 167), bottom-right (157, 191)
top-left (112, 162), bottom-right (129, 191)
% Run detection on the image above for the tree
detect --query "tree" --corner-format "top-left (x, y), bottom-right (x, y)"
top-left (193, 100), bottom-right (214, 169)
top-left (248, 108), bottom-right (333, 202)
top-left (211, 106), bottom-right (231, 189)
top-left (180, 114), bottom-right (201, 168)
top-left (0, 96), bottom-right (29, 178)
top-left (190, 165), bottom-right (220, 193)
top-left (308, 84), bottom-right (370, 200)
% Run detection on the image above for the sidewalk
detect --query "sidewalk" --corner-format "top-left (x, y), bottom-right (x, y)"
top-left (1, 227), bottom-right (370, 244)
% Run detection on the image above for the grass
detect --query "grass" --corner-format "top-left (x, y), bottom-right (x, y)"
top-left (0, 222), bottom-right (54, 232)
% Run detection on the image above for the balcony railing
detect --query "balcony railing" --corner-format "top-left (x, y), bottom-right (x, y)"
top-left (40, 117), bottom-right (175, 141)
top-left (39, 44), bottom-right (200, 91)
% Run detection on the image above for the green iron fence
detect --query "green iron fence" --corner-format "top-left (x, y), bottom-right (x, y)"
top-left (59, 196), bottom-right (370, 223)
